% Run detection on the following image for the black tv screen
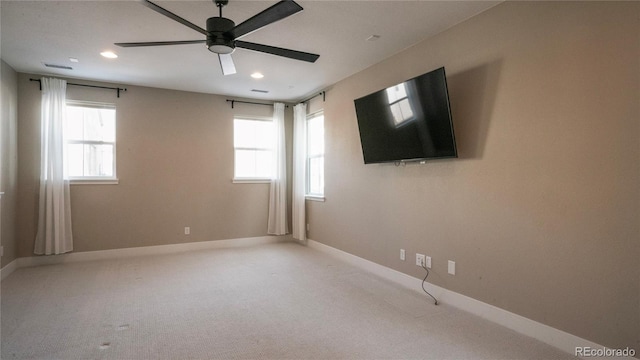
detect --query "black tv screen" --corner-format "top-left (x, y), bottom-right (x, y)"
top-left (354, 67), bottom-right (457, 164)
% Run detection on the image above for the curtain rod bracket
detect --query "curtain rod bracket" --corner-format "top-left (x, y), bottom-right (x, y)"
top-left (30, 78), bottom-right (42, 90)
top-left (301, 91), bottom-right (326, 104)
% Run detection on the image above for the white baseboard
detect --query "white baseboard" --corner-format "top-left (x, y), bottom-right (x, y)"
top-left (0, 258), bottom-right (19, 281)
top-left (1, 235), bottom-right (290, 280)
top-left (307, 239), bottom-right (605, 357)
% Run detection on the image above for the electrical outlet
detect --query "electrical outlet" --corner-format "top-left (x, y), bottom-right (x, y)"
top-left (184, 227), bottom-right (190, 235)
top-left (416, 253), bottom-right (426, 267)
top-left (425, 256), bottom-right (432, 269)
top-left (400, 249), bottom-right (406, 261)
top-left (448, 260), bottom-right (456, 275)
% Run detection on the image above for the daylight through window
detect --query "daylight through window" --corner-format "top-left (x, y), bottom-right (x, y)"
top-left (306, 112), bottom-right (324, 197)
top-left (234, 117), bottom-right (274, 181)
top-left (65, 102), bottom-right (116, 180)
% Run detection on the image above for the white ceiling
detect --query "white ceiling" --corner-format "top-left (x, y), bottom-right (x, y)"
top-left (1, 0), bottom-right (499, 102)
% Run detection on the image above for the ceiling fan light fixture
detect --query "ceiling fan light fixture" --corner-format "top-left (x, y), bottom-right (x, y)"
top-left (208, 43), bottom-right (235, 54)
top-left (206, 16), bottom-right (236, 54)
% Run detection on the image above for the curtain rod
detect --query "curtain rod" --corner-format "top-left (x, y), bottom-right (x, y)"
top-left (226, 99), bottom-right (289, 109)
top-left (300, 91), bottom-right (325, 104)
top-left (30, 78), bottom-right (127, 98)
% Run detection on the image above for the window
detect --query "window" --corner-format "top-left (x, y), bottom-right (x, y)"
top-left (65, 101), bottom-right (117, 182)
top-left (233, 117), bottom-right (274, 181)
top-left (306, 112), bottom-right (324, 198)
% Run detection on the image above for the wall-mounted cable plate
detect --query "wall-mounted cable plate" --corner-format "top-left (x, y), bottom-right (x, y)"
top-left (416, 253), bottom-right (426, 267)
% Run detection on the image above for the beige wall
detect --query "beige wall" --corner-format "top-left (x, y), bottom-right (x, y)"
top-left (308, 2), bottom-right (639, 350)
top-left (17, 74), bottom-right (293, 256)
top-left (1, 60), bottom-right (19, 267)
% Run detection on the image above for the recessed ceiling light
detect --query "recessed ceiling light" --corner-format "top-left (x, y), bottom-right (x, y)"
top-left (69, 57), bottom-right (79, 63)
top-left (251, 72), bottom-right (264, 79)
top-left (100, 51), bottom-right (118, 59)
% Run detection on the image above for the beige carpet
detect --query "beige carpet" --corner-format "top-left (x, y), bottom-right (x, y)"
top-left (1, 242), bottom-right (570, 359)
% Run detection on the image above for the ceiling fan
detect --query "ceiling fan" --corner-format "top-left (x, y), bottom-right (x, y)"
top-left (115, 0), bottom-right (320, 75)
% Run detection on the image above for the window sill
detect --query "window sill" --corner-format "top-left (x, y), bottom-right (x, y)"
top-left (70, 178), bottom-right (119, 185)
top-left (233, 178), bottom-right (272, 184)
top-left (305, 195), bottom-right (325, 202)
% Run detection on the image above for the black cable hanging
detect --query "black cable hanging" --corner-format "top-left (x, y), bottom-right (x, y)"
top-left (421, 264), bottom-right (438, 305)
top-left (30, 78), bottom-right (127, 98)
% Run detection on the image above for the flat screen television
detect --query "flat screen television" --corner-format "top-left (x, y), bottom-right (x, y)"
top-left (354, 67), bottom-right (457, 164)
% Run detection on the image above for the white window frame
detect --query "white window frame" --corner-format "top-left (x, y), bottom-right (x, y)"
top-left (305, 111), bottom-right (325, 201)
top-left (233, 116), bottom-right (274, 183)
top-left (65, 100), bottom-right (118, 185)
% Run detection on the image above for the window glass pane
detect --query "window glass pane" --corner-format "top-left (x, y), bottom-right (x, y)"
top-left (234, 119), bottom-right (273, 150)
top-left (307, 115), bottom-right (324, 156)
top-left (66, 107), bottom-right (84, 141)
top-left (308, 156), bottom-right (324, 195)
top-left (254, 122), bottom-right (274, 150)
top-left (254, 150), bottom-right (273, 178)
top-left (235, 149), bottom-right (272, 179)
top-left (235, 150), bottom-right (253, 178)
top-left (83, 144), bottom-right (114, 177)
top-left (235, 149), bottom-right (257, 178)
top-left (306, 112), bottom-right (325, 197)
top-left (67, 143), bottom-right (84, 177)
top-left (67, 106), bottom-right (115, 142)
top-left (234, 120), bottom-right (255, 149)
top-left (84, 108), bottom-right (115, 142)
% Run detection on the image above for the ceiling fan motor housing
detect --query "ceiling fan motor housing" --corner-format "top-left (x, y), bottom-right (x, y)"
top-left (206, 17), bottom-right (236, 54)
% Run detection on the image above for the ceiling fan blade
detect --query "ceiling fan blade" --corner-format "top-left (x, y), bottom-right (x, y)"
top-left (141, 0), bottom-right (207, 36)
top-left (236, 41), bottom-right (319, 63)
top-left (115, 40), bottom-right (206, 47)
top-left (229, 0), bottom-right (303, 39)
top-left (219, 54), bottom-right (237, 75)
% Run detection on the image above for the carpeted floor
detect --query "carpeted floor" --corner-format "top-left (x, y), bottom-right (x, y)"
top-left (1, 242), bottom-right (570, 359)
